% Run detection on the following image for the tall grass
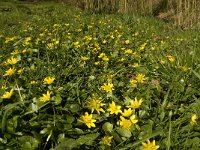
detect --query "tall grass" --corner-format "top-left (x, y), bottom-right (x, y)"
top-left (75, 0), bottom-right (200, 28)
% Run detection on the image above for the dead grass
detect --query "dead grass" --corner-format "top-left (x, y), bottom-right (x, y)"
top-left (61, 0), bottom-right (200, 28)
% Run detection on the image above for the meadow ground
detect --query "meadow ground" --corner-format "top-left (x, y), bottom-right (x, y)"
top-left (0, 1), bottom-right (200, 150)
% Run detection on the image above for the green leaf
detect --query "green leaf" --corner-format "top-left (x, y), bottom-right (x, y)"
top-left (76, 133), bottom-right (100, 146)
top-left (73, 128), bottom-right (84, 134)
top-left (102, 122), bottom-right (113, 133)
top-left (117, 128), bottom-right (132, 138)
top-left (66, 116), bottom-right (75, 123)
top-left (111, 132), bottom-right (122, 143)
top-left (18, 136), bottom-right (39, 150)
top-left (52, 95), bottom-right (62, 105)
top-left (54, 133), bottom-right (99, 150)
top-left (69, 104), bottom-right (80, 113)
top-left (54, 139), bottom-right (76, 150)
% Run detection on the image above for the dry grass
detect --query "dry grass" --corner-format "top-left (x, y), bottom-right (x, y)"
top-left (62, 0), bottom-right (200, 28)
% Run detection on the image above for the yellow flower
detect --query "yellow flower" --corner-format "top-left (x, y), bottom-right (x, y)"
top-left (101, 83), bottom-right (114, 93)
top-left (124, 49), bottom-right (133, 54)
top-left (160, 60), bottom-right (165, 64)
top-left (110, 35), bottom-right (115, 39)
top-left (87, 97), bottom-right (105, 114)
top-left (130, 79), bottom-right (137, 85)
top-left (150, 47), bottom-right (155, 51)
top-left (1, 84), bottom-right (7, 89)
top-left (108, 101), bottom-right (122, 115)
top-left (74, 41), bottom-right (79, 46)
top-left (135, 73), bottom-right (146, 83)
top-left (43, 77), bottom-right (55, 85)
top-left (121, 108), bottom-right (133, 117)
top-left (125, 40), bottom-right (130, 44)
top-left (142, 140), bottom-right (159, 150)
top-left (120, 57), bottom-right (125, 62)
top-left (98, 53), bottom-right (105, 58)
top-left (133, 32), bottom-right (139, 36)
top-left (1, 89), bottom-right (14, 99)
top-left (94, 61), bottom-right (100, 65)
top-left (191, 114), bottom-right (197, 124)
top-left (166, 55), bottom-right (175, 62)
top-left (5, 57), bottom-right (19, 65)
top-left (3, 68), bottom-right (16, 76)
top-left (10, 49), bottom-right (19, 55)
top-left (74, 41), bottom-right (80, 48)
top-left (47, 43), bottom-right (54, 49)
top-left (30, 81), bottom-right (38, 85)
top-left (79, 112), bottom-right (96, 128)
top-left (130, 115), bottom-right (138, 124)
top-left (180, 66), bottom-right (190, 72)
top-left (25, 37), bottom-right (31, 42)
top-left (118, 116), bottom-right (133, 130)
top-left (17, 68), bottom-right (24, 74)
top-left (139, 43), bottom-right (147, 51)
top-left (102, 40), bottom-right (107, 44)
top-left (100, 135), bottom-right (113, 146)
top-left (40, 91), bottom-right (51, 103)
top-left (81, 56), bottom-right (89, 61)
top-left (54, 40), bottom-right (59, 45)
top-left (127, 98), bottom-right (143, 109)
top-left (102, 56), bottom-right (109, 61)
top-left (133, 63), bottom-right (139, 68)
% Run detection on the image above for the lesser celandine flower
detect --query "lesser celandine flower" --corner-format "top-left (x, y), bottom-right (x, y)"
top-left (10, 49), bottom-right (19, 55)
top-left (25, 37), bottom-right (31, 42)
top-left (100, 135), bottom-right (113, 146)
top-left (130, 79), bottom-right (137, 85)
top-left (120, 57), bottom-right (125, 62)
top-left (180, 66), bottom-right (190, 72)
top-left (30, 81), bottom-right (38, 85)
top-left (124, 49), bottom-right (133, 54)
top-left (121, 108), bottom-right (133, 117)
top-left (81, 56), bottom-right (89, 61)
top-left (3, 68), bottom-right (16, 76)
top-left (5, 57), bottom-right (19, 65)
top-left (142, 140), bottom-right (159, 150)
top-left (166, 55), bottom-right (175, 62)
top-left (133, 63), bottom-right (139, 68)
top-left (17, 68), bottom-right (24, 74)
top-left (102, 40), bottom-right (107, 44)
top-left (135, 73), bottom-right (146, 83)
top-left (108, 101), bottom-right (122, 115)
top-left (40, 91), bottom-right (51, 103)
top-left (98, 53), bottom-right (105, 58)
top-left (102, 55), bottom-right (109, 61)
top-left (101, 83), bottom-right (114, 93)
top-left (130, 115), bottom-right (138, 124)
top-left (118, 116), bottom-right (133, 130)
top-left (1, 89), bottom-right (14, 99)
top-left (79, 112), bottom-right (96, 128)
top-left (190, 114), bottom-right (197, 124)
top-left (125, 40), bottom-right (130, 44)
top-left (47, 43), bottom-right (54, 49)
top-left (74, 41), bottom-right (80, 48)
top-left (43, 77), bottom-right (55, 85)
top-left (94, 61), bottom-right (100, 65)
top-left (87, 97), bottom-right (105, 114)
top-left (127, 98), bottom-right (143, 109)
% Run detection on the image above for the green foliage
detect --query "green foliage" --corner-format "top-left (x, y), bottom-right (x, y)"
top-left (0, 1), bottom-right (200, 150)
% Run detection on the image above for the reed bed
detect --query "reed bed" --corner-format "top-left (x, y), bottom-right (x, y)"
top-left (72, 0), bottom-right (200, 28)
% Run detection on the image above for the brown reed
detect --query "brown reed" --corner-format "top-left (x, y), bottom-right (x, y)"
top-left (64, 0), bottom-right (200, 28)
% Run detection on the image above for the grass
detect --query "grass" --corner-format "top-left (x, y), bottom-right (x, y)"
top-left (0, 1), bottom-right (200, 150)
